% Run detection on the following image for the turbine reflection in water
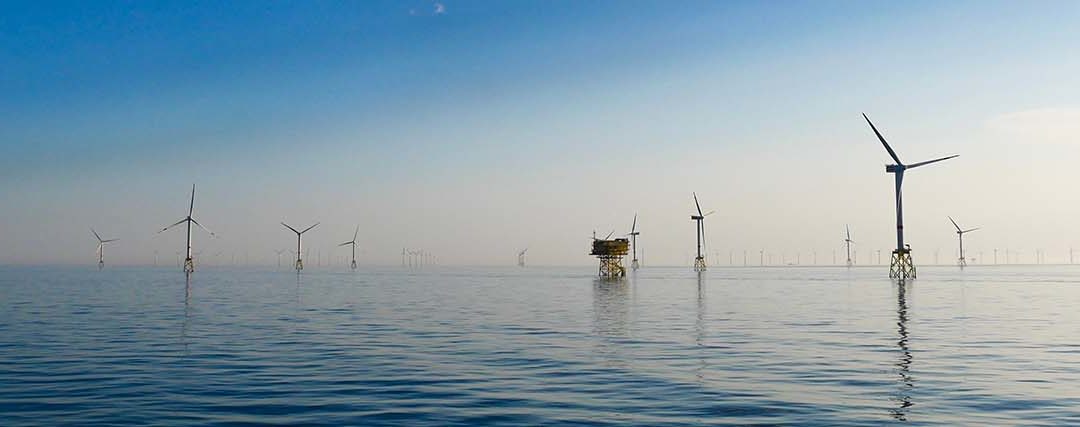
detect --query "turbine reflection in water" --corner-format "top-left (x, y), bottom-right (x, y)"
top-left (892, 281), bottom-right (914, 421)
top-left (695, 272), bottom-right (707, 384)
top-left (591, 278), bottom-right (630, 368)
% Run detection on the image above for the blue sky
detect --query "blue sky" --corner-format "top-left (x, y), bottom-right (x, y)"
top-left (3, 1), bottom-right (1080, 265)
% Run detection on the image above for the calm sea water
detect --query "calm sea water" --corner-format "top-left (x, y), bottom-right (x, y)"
top-left (2, 265), bottom-right (1079, 426)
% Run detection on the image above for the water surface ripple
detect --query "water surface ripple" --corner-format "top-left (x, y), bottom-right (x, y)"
top-left (2, 265), bottom-right (1080, 425)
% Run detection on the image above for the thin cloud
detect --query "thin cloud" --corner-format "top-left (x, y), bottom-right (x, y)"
top-left (987, 107), bottom-right (1080, 143)
top-left (434, 2), bottom-right (446, 15)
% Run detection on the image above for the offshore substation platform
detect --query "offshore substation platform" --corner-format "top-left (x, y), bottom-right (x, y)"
top-left (590, 235), bottom-right (629, 278)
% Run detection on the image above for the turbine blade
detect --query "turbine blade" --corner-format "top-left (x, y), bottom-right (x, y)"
top-left (963, 227), bottom-right (980, 233)
top-left (91, 228), bottom-right (102, 242)
top-left (863, 113), bottom-right (903, 165)
top-left (907, 155), bottom-right (958, 169)
top-left (605, 230), bottom-right (615, 240)
top-left (693, 192), bottom-right (703, 216)
top-left (102, 239), bottom-right (118, 243)
top-left (159, 218), bottom-right (187, 233)
top-left (700, 222), bottom-right (707, 254)
top-left (281, 222), bottom-right (299, 234)
top-left (631, 214), bottom-right (637, 234)
top-left (353, 225), bottom-right (359, 243)
top-left (96, 243), bottom-right (102, 254)
top-left (703, 210), bottom-right (716, 217)
top-left (338, 241), bottom-right (352, 247)
top-left (189, 184), bottom-right (196, 216)
top-left (190, 218), bottom-right (215, 237)
top-left (301, 222), bottom-right (320, 234)
top-left (949, 216), bottom-right (961, 232)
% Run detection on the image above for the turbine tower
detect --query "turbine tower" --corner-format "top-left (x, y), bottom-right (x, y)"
top-left (159, 184), bottom-right (214, 274)
top-left (517, 248), bottom-right (528, 267)
top-left (282, 222), bottom-right (319, 272)
top-left (91, 228), bottom-right (118, 269)
top-left (949, 216), bottom-right (979, 268)
top-left (338, 225), bottom-right (359, 270)
top-left (864, 114), bottom-right (958, 280)
top-left (844, 225), bottom-right (855, 267)
top-left (628, 214), bottom-right (640, 270)
top-left (690, 193), bottom-right (714, 272)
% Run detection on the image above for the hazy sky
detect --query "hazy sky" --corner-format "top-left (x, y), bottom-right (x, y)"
top-left (3, 1), bottom-right (1080, 266)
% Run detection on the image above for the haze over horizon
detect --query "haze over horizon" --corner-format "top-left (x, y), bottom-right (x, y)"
top-left (3, 0), bottom-right (1080, 266)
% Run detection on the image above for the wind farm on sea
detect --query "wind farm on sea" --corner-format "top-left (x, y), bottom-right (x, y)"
top-left (84, 114), bottom-right (1052, 280)
top-left (12, 3), bottom-right (1080, 425)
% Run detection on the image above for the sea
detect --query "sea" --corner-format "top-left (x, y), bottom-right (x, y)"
top-left (2, 265), bottom-right (1079, 426)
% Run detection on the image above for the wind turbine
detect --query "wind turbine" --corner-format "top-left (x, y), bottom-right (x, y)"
top-left (273, 249), bottom-right (287, 269)
top-left (690, 193), bottom-right (714, 272)
top-left (628, 214), bottom-right (641, 270)
top-left (844, 225), bottom-right (855, 267)
top-left (517, 248), bottom-right (528, 267)
top-left (949, 216), bottom-right (979, 267)
top-left (91, 228), bottom-right (118, 269)
top-left (864, 114), bottom-right (958, 279)
top-left (338, 225), bottom-right (359, 270)
top-left (282, 222), bottom-right (319, 272)
top-left (159, 184), bottom-right (214, 274)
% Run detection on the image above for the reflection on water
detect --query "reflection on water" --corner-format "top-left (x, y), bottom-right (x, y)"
top-left (591, 278), bottom-right (631, 369)
top-left (592, 278), bottom-right (630, 339)
top-left (180, 275), bottom-right (191, 358)
top-left (5, 266), bottom-right (1080, 426)
top-left (695, 272), bottom-right (707, 383)
top-left (891, 281), bottom-right (914, 421)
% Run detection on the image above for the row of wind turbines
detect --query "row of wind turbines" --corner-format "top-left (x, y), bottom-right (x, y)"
top-left (94, 115), bottom-right (985, 279)
top-left (683, 114), bottom-right (958, 279)
top-left (93, 184), bottom-right (362, 274)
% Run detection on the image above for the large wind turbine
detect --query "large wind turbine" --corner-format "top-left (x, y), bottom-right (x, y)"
top-left (159, 184), bottom-right (214, 274)
top-left (844, 225), bottom-right (855, 267)
top-left (282, 222), bottom-right (319, 272)
top-left (517, 248), bottom-right (528, 267)
top-left (628, 214), bottom-right (640, 270)
top-left (91, 228), bottom-right (118, 269)
top-left (864, 114), bottom-right (958, 279)
top-left (690, 193), bottom-right (714, 272)
top-left (338, 225), bottom-right (359, 270)
top-left (949, 216), bottom-right (979, 268)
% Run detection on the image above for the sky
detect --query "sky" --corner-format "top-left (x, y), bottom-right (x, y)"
top-left (2, 0), bottom-right (1080, 267)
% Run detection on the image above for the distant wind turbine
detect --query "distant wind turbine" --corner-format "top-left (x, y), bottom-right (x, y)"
top-left (91, 228), bottom-right (118, 269)
top-left (864, 114), bottom-right (958, 279)
top-left (282, 222), bottom-right (319, 272)
top-left (518, 248), bottom-right (528, 267)
top-left (949, 216), bottom-right (979, 267)
top-left (628, 214), bottom-right (640, 270)
top-left (338, 225), bottom-right (359, 270)
top-left (159, 184), bottom-right (214, 274)
top-left (844, 225), bottom-right (855, 267)
top-left (273, 249), bottom-right (287, 268)
top-left (690, 193), bottom-right (714, 272)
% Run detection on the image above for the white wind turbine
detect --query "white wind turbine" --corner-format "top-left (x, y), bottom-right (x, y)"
top-left (91, 228), bottom-right (118, 269)
top-left (844, 225), bottom-right (855, 267)
top-left (282, 222), bottom-right (319, 272)
top-left (628, 214), bottom-right (640, 270)
top-left (338, 225), bottom-right (359, 270)
top-left (690, 193), bottom-right (714, 272)
top-left (159, 184), bottom-right (214, 274)
top-left (949, 216), bottom-right (979, 268)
